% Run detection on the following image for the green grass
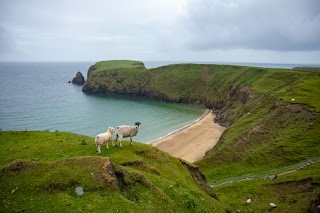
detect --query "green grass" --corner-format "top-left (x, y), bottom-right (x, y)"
top-left (252, 69), bottom-right (320, 111)
top-left (213, 163), bottom-right (320, 212)
top-left (82, 60), bottom-right (320, 211)
top-left (0, 131), bottom-right (225, 212)
top-left (83, 60), bottom-right (320, 179)
top-left (3, 60), bottom-right (319, 211)
top-left (94, 60), bottom-right (146, 71)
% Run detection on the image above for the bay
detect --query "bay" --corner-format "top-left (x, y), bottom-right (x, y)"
top-left (0, 62), bottom-right (204, 143)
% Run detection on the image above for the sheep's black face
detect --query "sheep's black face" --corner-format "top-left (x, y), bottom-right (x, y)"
top-left (135, 122), bottom-right (141, 126)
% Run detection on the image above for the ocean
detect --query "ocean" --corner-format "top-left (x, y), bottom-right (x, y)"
top-left (0, 61), bottom-right (318, 143)
top-left (0, 61), bottom-right (206, 143)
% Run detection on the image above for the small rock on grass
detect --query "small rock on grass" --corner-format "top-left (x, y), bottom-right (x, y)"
top-left (75, 186), bottom-right (84, 197)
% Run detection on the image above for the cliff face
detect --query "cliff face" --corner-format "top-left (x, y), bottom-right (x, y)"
top-left (82, 61), bottom-right (261, 127)
top-left (84, 63), bottom-right (239, 102)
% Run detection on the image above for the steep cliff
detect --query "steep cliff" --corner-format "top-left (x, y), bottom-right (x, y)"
top-left (82, 61), bottom-right (264, 127)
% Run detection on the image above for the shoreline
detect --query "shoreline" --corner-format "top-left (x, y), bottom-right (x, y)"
top-left (151, 109), bottom-right (226, 163)
top-left (150, 109), bottom-right (211, 145)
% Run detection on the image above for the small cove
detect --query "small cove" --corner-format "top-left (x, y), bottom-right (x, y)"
top-left (0, 62), bottom-right (204, 143)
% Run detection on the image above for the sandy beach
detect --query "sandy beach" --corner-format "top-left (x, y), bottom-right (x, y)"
top-left (151, 110), bottom-right (226, 163)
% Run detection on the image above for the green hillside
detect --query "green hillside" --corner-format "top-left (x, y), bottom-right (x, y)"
top-left (82, 60), bottom-right (320, 211)
top-left (0, 131), bottom-right (224, 212)
top-left (2, 60), bottom-right (319, 212)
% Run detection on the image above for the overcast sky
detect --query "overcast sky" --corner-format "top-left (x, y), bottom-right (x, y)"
top-left (1, 0), bottom-right (319, 63)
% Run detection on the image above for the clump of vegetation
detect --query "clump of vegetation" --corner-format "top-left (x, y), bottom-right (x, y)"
top-left (80, 139), bottom-right (87, 145)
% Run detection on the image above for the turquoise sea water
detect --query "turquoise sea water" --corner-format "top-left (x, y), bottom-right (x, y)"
top-left (0, 62), bottom-right (205, 143)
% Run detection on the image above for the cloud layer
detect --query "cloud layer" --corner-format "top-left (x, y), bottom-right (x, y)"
top-left (184, 0), bottom-right (320, 51)
top-left (0, 0), bottom-right (319, 63)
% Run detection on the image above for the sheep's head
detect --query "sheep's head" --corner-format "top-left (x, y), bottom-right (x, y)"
top-left (108, 126), bottom-right (115, 133)
top-left (135, 122), bottom-right (141, 127)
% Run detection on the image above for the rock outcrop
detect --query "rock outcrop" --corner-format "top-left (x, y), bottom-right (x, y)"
top-left (71, 71), bottom-right (85, 85)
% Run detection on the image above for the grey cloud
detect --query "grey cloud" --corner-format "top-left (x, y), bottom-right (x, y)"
top-left (0, 26), bottom-right (16, 55)
top-left (0, 0), bottom-right (319, 62)
top-left (184, 0), bottom-right (320, 51)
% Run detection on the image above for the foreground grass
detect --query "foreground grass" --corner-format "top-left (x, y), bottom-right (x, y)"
top-left (0, 131), bottom-right (224, 212)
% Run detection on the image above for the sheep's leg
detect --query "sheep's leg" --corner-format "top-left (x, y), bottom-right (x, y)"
top-left (120, 138), bottom-right (122, 149)
top-left (130, 137), bottom-right (133, 146)
top-left (119, 136), bottom-right (123, 149)
top-left (106, 141), bottom-right (109, 150)
top-left (96, 145), bottom-right (101, 153)
top-left (113, 135), bottom-right (118, 147)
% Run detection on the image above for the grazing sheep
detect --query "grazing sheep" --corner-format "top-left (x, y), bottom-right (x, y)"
top-left (114, 122), bottom-right (141, 148)
top-left (95, 126), bottom-right (115, 153)
top-left (270, 203), bottom-right (277, 208)
top-left (269, 174), bottom-right (278, 180)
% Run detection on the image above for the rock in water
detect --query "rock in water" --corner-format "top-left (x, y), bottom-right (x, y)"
top-left (75, 186), bottom-right (84, 196)
top-left (71, 71), bottom-right (85, 85)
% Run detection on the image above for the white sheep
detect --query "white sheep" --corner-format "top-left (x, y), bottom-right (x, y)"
top-left (270, 203), bottom-right (277, 208)
top-left (114, 122), bottom-right (141, 148)
top-left (95, 126), bottom-right (115, 153)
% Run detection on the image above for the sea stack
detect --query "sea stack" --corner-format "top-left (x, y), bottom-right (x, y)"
top-left (71, 71), bottom-right (85, 85)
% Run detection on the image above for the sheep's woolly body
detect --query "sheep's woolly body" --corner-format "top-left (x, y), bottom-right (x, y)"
top-left (115, 122), bottom-right (141, 148)
top-left (95, 127), bottom-right (115, 152)
top-left (116, 125), bottom-right (138, 138)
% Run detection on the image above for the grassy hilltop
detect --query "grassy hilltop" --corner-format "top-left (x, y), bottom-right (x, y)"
top-left (82, 60), bottom-right (320, 211)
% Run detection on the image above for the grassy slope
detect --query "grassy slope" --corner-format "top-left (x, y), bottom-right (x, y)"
top-left (214, 163), bottom-right (320, 212)
top-left (83, 61), bottom-right (320, 177)
top-left (3, 60), bottom-right (319, 211)
top-left (0, 131), bottom-right (224, 212)
top-left (198, 69), bottom-right (320, 179)
top-left (196, 68), bottom-right (320, 211)
top-left (82, 60), bottom-right (320, 211)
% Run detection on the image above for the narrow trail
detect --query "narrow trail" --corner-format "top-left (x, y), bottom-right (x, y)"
top-left (209, 156), bottom-right (320, 187)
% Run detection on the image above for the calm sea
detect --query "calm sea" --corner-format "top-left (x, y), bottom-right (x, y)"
top-left (1, 61), bottom-right (318, 143)
top-left (0, 62), bottom-right (206, 143)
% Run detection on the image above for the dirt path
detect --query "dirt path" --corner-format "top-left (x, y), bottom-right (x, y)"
top-left (209, 156), bottom-right (320, 187)
top-left (151, 110), bottom-right (226, 163)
